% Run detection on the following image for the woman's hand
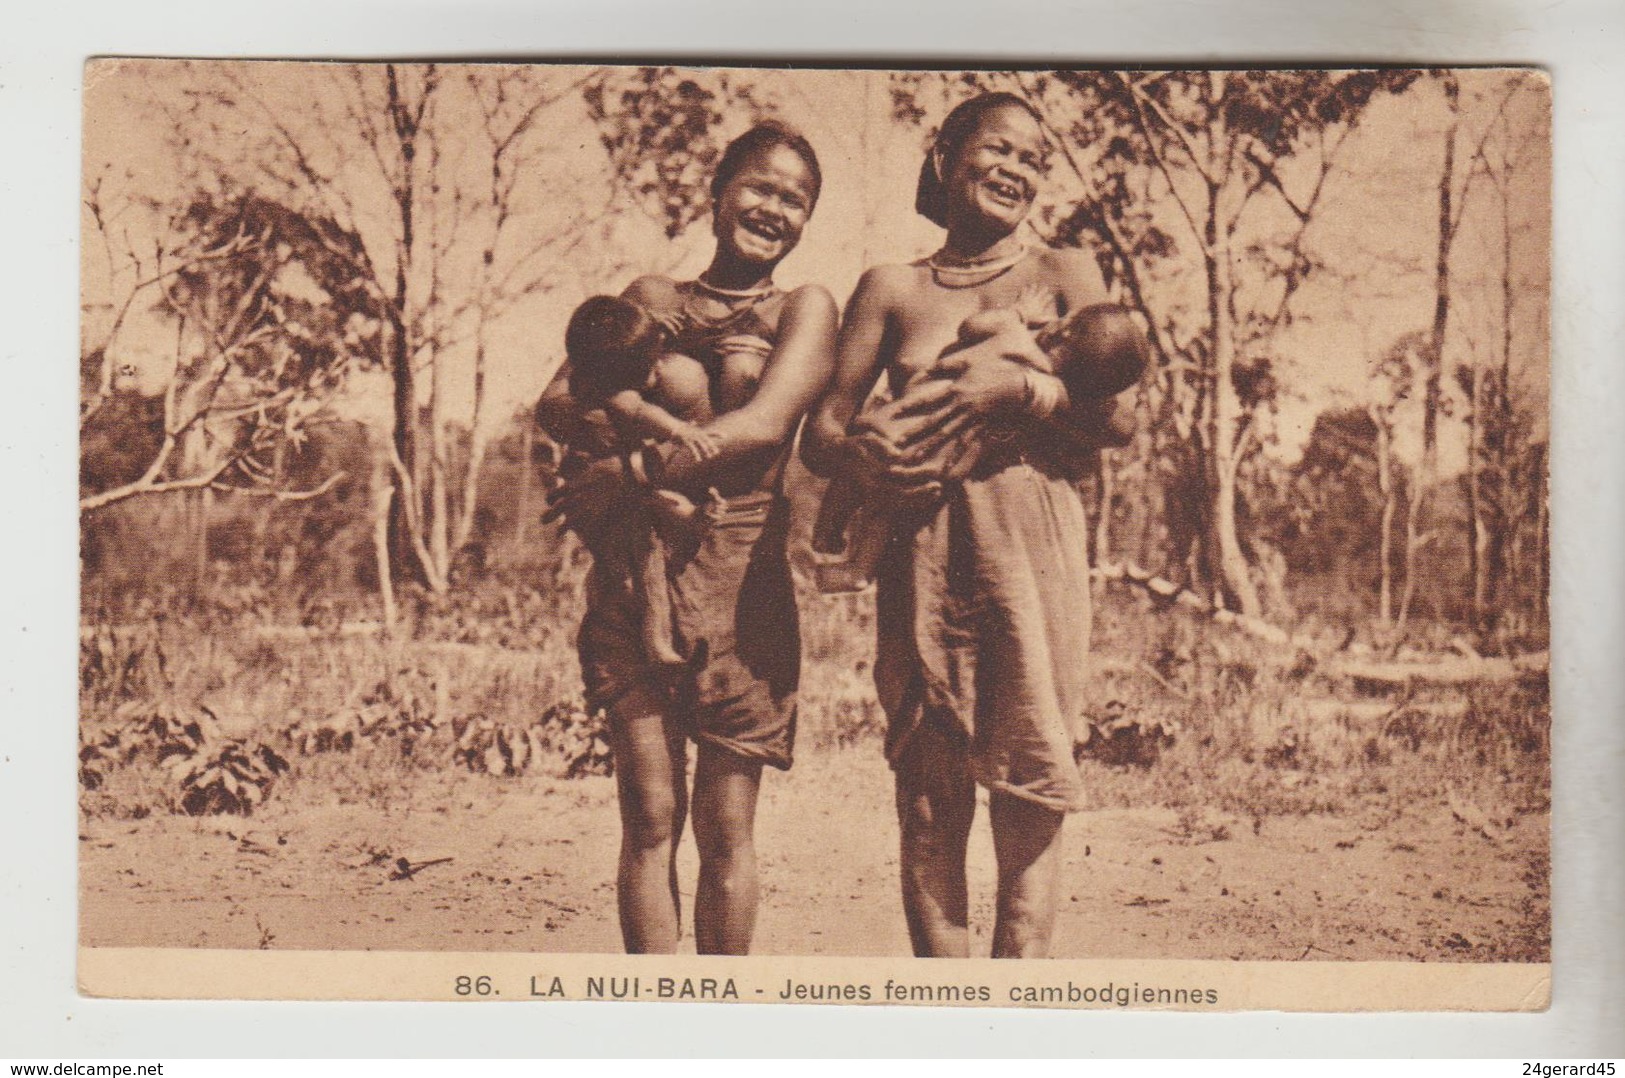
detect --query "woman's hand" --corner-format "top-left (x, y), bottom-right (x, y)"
top-left (843, 429), bottom-right (944, 509)
top-left (543, 455), bottom-right (634, 535)
top-left (887, 343), bottom-right (1033, 462)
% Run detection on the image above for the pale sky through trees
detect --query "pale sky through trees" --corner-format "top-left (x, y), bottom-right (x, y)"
top-left (83, 63), bottom-right (1548, 476)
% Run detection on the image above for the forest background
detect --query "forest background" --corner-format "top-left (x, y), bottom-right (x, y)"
top-left (81, 64), bottom-right (1550, 644)
top-left (75, 66), bottom-right (1552, 963)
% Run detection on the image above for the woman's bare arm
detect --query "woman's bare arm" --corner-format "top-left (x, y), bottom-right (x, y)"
top-left (801, 267), bottom-right (897, 479)
top-left (649, 283), bottom-right (839, 489)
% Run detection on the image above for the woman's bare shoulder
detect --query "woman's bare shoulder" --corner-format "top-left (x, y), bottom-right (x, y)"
top-left (867, 261), bottom-right (929, 285)
top-left (781, 282), bottom-right (838, 318)
top-left (1033, 246), bottom-right (1110, 305)
top-left (1032, 245), bottom-right (1097, 276)
top-left (851, 261), bottom-right (930, 304)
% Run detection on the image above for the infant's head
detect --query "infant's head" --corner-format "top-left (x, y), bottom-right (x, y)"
top-left (1043, 304), bottom-right (1148, 400)
top-left (565, 295), bottom-right (665, 403)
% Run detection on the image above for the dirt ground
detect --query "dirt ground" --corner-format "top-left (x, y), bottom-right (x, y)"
top-left (79, 748), bottom-right (1548, 961)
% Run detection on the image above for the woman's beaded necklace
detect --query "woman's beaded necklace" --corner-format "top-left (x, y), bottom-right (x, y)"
top-left (691, 275), bottom-right (776, 301)
top-left (926, 242), bottom-right (1029, 289)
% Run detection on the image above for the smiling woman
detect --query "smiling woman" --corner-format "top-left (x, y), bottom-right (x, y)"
top-left (534, 120), bottom-right (838, 958)
top-left (803, 91), bottom-right (1144, 960)
top-left (915, 91), bottom-right (1048, 237)
top-left (710, 123), bottom-right (823, 276)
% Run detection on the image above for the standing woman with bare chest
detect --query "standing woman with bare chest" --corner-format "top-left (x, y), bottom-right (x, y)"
top-left (804, 93), bottom-right (1143, 958)
top-left (539, 123), bottom-right (837, 955)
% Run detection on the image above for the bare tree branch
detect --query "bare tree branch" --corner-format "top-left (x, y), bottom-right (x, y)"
top-left (1014, 76), bottom-right (1183, 371)
top-left (1113, 73), bottom-right (1211, 253)
top-left (81, 453), bottom-right (236, 513)
top-left (211, 470), bottom-right (347, 501)
top-left (1119, 73), bottom-right (1215, 185)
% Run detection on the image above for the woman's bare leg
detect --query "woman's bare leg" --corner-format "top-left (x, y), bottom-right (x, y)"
top-left (894, 723), bottom-right (976, 957)
top-left (989, 790), bottom-right (1065, 958)
top-left (609, 686), bottom-right (689, 953)
top-left (690, 744), bottom-right (764, 955)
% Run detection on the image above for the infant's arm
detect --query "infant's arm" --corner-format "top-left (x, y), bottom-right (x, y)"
top-left (605, 389), bottom-right (719, 460)
top-left (607, 390), bottom-right (693, 441)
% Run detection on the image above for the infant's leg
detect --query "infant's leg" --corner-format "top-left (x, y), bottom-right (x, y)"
top-left (633, 526), bottom-right (686, 668)
top-left (813, 501), bottom-right (894, 594)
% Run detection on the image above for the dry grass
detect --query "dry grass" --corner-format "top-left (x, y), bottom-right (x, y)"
top-left (1078, 589), bottom-right (1549, 839)
top-left (79, 562), bottom-right (1549, 839)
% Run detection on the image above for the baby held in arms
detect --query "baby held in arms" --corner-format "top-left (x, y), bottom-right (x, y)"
top-left (812, 291), bottom-right (1148, 593)
top-left (565, 294), bottom-right (765, 669)
top-left (565, 293), bottom-right (720, 464)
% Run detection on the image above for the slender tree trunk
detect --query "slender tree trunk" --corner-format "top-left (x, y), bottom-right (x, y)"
top-left (1203, 212), bottom-right (1261, 613)
top-left (1467, 354), bottom-right (1486, 627)
top-left (1404, 75), bottom-right (1459, 630)
top-left (1398, 462), bottom-right (1423, 630)
top-left (427, 345), bottom-right (451, 593)
top-left (455, 429), bottom-right (489, 557)
top-left (453, 335), bottom-right (491, 555)
top-left (512, 419), bottom-right (534, 560)
top-left (173, 416), bottom-right (213, 597)
top-left (372, 451), bottom-right (397, 635)
top-left (1198, 74), bottom-right (1261, 617)
top-left (386, 267), bottom-right (419, 586)
top-left (1186, 368), bottom-right (1213, 599)
top-left (1488, 161), bottom-right (1517, 620)
top-left (1371, 407), bottom-right (1396, 627)
top-left (1094, 455), bottom-right (1114, 568)
top-left (1124, 383), bottom-right (1158, 567)
top-left (388, 308), bottom-right (417, 583)
top-left (385, 63), bottom-right (431, 591)
top-left (456, 107), bottom-right (502, 561)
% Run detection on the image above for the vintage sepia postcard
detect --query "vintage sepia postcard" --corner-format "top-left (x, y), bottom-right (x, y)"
top-left (78, 60), bottom-right (1551, 1010)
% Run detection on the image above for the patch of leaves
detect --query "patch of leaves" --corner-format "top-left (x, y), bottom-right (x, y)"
top-left (79, 625), bottom-right (170, 706)
top-left (1075, 701), bottom-right (1179, 768)
top-left (281, 669), bottom-right (442, 757)
top-left (80, 701), bottom-right (219, 790)
top-left (452, 701), bottom-right (613, 778)
top-left (453, 718), bottom-right (551, 777)
top-left (538, 700), bottom-right (614, 778)
top-left (165, 738), bottom-right (290, 816)
top-left (81, 702), bottom-right (288, 816)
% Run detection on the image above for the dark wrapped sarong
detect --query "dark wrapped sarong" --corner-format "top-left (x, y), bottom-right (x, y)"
top-left (580, 490), bottom-right (800, 770)
top-left (875, 450), bottom-right (1093, 812)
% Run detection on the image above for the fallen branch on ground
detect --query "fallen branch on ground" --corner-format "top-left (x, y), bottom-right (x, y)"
top-left (1093, 562), bottom-right (1549, 686)
top-left (1093, 562), bottom-right (1309, 647)
top-left (1334, 653), bottom-right (1548, 688)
